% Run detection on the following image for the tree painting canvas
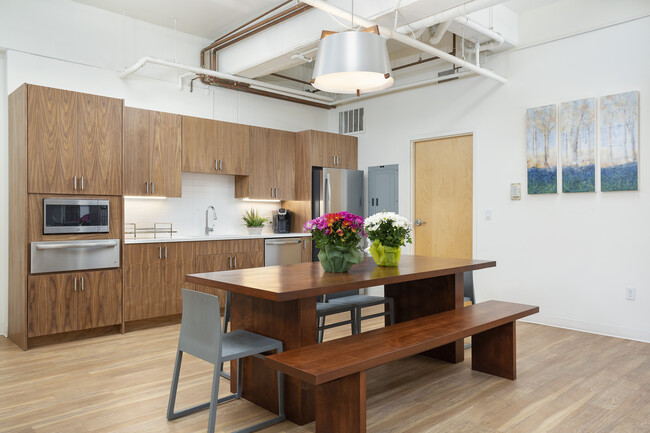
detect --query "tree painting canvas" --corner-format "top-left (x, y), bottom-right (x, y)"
top-left (526, 105), bottom-right (557, 194)
top-left (560, 98), bottom-right (596, 192)
top-left (599, 91), bottom-right (639, 191)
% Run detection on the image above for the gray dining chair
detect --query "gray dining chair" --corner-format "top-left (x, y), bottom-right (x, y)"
top-left (326, 290), bottom-right (394, 334)
top-left (316, 300), bottom-right (358, 343)
top-left (167, 289), bottom-right (286, 433)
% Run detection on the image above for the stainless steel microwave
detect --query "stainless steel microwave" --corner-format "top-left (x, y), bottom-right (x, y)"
top-left (43, 198), bottom-right (110, 234)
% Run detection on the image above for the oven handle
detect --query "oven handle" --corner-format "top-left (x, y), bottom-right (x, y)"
top-left (35, 241), bottom-right (118, 250)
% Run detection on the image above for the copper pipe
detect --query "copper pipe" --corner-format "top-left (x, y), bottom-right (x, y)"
top-left (200, 75), bottom-right (332, 109)
top-left (270, 73), bottom-right (320, 92)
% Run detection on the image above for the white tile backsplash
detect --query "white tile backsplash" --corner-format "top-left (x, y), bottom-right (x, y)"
top-left (124, 173), bottom-right (282, 237)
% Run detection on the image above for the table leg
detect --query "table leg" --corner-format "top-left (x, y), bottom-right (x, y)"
top-left (230, 293), bottom-right (317, 425)
top-left (384, 272), bottom-right (464, 363)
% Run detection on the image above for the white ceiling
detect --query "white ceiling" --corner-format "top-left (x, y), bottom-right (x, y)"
top-left (72, 0), bottom-right (563, 41)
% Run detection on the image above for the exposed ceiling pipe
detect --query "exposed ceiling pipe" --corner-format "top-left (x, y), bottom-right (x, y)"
top-left (429, 20), bottom-right (452, 45)
top-left (299, 0), bottom-right (507, 84)
top-left (395, 0), bottom-right (507, 34)
top-left (332, 71), bottom-right (475, 106)
top-left (120, 56), bottom-right (335, 104)
top-left (177, 72), bottom-right (195, 90)
top-left (453, 16), bottom-right (504, 45)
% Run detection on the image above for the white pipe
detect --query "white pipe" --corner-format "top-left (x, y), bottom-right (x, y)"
top-left (177, 72), bottom-right (195, 90)
top-left (121, 56), bottom-right (335, 103)
top-left (429, 20), bottom-right (452, 45)
top-left (453, 16), bottom-right (504, 45)
top-left (300, 0), bottom-right (507, 84)
top-left (396, 0), bottom-right (506, 34)
top-left (332, 71), bottom-right (475, 106)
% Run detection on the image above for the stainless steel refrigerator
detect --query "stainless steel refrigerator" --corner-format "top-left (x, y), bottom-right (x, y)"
top-left (311, 167), bottom-right (364, 260)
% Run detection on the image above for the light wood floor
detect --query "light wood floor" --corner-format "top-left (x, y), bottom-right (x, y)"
top-left (1, 307), bottom-right (649, 433)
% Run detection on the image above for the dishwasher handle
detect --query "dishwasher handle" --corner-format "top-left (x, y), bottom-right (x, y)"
top-left (35, 240), bottom-right (118, 250)
top-left (265, 240), bottom-right (302, 245)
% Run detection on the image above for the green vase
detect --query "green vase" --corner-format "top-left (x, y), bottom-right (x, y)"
top-left (369, 240), bottom-right (402, 267)
top-left (318, 244), bottom-right (363, 273)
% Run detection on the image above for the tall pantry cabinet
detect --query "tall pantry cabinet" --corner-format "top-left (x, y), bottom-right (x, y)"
top-left (9, 84), bottom-right (124, 350)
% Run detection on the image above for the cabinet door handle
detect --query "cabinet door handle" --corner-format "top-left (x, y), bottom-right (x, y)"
top-left (219, 160), bottom-right (223, 170)
top-left (337, 156), bottom-right (340, 166)
top-left (159, 246), bottom-right (162, 259)
top-left (215, 160), bottom-right (218, 171)
top-left (73, 176), bottom-right (77, 190)
top-left (270, 187), bottom-right (274, 197)
top-left (333, 155), bottom-right (336, 166)
top-left (151, 182), bottom-right (155, 195)
top-left (146, 181), bottom-right (149, 194)
top-left (229, 256), bottom-right (233, 268)
top-left (74, 277), bottom-right (77, 292)
top-left (81, 277), bottom-right (84, 291)
top-left (81, 177), bottom-right (84, 190)
top-left (234, 256), bottom-right (237, 268)
top-left (164, 246), bottom-right (167, 259)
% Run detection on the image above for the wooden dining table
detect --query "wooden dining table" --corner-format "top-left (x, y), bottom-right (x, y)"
top-left (186, 255), bottom-right (496, 426)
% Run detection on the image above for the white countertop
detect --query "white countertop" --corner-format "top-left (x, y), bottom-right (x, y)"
top-left (124, 232), bottom-right (310, 244)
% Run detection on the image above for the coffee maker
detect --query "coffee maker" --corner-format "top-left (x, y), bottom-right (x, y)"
top-left (273, 208), bottom-right (292, 233)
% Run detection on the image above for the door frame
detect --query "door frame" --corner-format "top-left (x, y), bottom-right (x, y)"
top-left (409, 128), bottom-right (478, 258)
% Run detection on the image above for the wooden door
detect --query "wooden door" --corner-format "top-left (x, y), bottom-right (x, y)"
top-left (160, 242), bottom-right (195, 316)
top-left (274, 130), bottom-right (296, 200)
top-left (217, 120), bottom-right (249, 175)
top-left (150, 111), bottom-right (182, 197)
top-left (181, 116), bottom-right (218, 173)
top-left (233, 251), bottom-right (265, 270)
top-left (76, 93), bottom-right (122, 195)
top-left (248, 126), bottom-right (275, 199)
top-left (77, 269), bottom-right (122, 330)
top-left (336, 135), bottom-right (358, 169)
top-left (27, 273), bottom-right (77, 337)
top-left (27, 86), bottom-right (78, 194)
top-left (310, 130), bottom-right (338, 168)
top-left (123, 107), bottom-right (150, 196)
top-left (124, 243), bottom-right (163, 321)
top-left (414, 135), bottom-right (473, 259)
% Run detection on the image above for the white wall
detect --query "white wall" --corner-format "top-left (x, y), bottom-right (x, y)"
top-left (0, 0), bottom-right (327, 336)
top-left (339, 14), bottom-right (650, 341)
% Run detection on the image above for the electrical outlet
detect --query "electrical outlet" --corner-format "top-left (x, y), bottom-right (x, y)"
top-left (625, 288), bottom-right (636, 300)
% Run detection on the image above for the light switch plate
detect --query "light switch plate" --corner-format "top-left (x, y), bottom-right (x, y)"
top-left (511, 183), bottom-right (521, 200)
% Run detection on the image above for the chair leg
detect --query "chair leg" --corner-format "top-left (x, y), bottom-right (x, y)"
top-left (236, 358), bottom-right (243, 399)
top-left (317, 316), bottom-right (324, 343)
top-left (166, 350), bottom-right (183, 420)
top-left (207, 366), bottom-right (221, 433)
top-left (355, 307), bottom-right (362, 334)
top-left (387, 298), bottom-right (395, 326)
top-left (223, 291), bottom-right (231, 334)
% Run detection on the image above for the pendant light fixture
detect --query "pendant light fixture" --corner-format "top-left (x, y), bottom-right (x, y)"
top-left (311, 1), bottom-right (393, 96)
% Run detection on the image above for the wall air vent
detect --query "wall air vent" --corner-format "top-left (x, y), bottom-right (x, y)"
top-left (339, 107), bottom-right (364, 135)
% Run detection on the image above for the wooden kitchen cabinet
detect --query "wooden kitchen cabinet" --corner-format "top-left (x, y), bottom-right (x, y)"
top-left (123, 242), bottom-right (194, 321)
top-left (27, 269), bottom-right (122, 337)
top-left (235, 126), bottom-right (295, 200)
top-left (26, 85), bottom-right (122, 195)
top-left (302, 130), bottom-right (357, 169)
top-left (124, 107), bottom-right (182, 197)
top-left (182, 116), bottom-right (249, 175)
top-left (194, 239), bottom-right (264, 310)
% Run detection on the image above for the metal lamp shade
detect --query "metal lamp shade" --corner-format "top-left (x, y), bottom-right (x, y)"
top-left (312, 31), bottom-right (394, 94)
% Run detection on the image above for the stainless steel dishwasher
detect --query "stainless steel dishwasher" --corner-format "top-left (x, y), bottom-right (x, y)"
top-left (264, 237), bottom-right (303, 266)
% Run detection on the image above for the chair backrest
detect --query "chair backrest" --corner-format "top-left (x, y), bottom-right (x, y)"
top-left (178, 289), bottom-right (222, 364)
top-left (463, 271), bottom-right (475, 304)
top-left (325, 289), bottom-right (360, 301)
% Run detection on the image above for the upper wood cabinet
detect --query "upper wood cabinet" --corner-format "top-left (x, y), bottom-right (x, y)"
top-left (235, 126), bottom-right (295, 200)
top-left (124, 107), bottom-right (182, 197)
top-left (304, 130), bottom-right (358, 169)
top-left (26, 85), bottom-right (122, 195)
top-left (181, 116), bottom-right (249, 175)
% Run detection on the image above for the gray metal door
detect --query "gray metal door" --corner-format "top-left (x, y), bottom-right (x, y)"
top-left (368, 164), bottom-right (398, 215)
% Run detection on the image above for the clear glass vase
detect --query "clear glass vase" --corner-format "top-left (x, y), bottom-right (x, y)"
top-left (369, 239), bottom-right (402, 266)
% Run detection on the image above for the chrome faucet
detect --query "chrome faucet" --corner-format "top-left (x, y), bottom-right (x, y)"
top-left (205, 206), bottom-right (217, 235)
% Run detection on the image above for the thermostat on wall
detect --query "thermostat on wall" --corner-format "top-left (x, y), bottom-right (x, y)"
top-left (510, 183), bottom-right (521, 200)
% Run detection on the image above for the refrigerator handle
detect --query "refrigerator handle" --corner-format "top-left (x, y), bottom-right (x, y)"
top-left (324, 173), bottom-right (331, 214)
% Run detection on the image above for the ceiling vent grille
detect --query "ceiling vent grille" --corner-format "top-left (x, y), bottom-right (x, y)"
top-left (339, 107), bottom-right (364, 135)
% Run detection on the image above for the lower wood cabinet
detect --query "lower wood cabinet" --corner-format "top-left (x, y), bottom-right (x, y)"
top-left (123, 242), bottom-right (194, 321)
top-left (27, 269), bottom-right (122, 337)
top-left (301, 237), bottom-right (312, 262)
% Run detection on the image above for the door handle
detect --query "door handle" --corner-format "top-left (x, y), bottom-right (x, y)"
top-left (233, 256), bottom-right (237, 268)
top-left (219, 160), bottom-right (223, 170)
top-left (151, 182), bottom-right (155, 195)
top-left (164, 246), bottom-right (167, 259)
top-left (415, 218), bottom-right (426, 226)
top-left (81, 177), bottom-right (84, 190)
top-left (74, 277), bottom-right (77, 292)
top-left (146, 181), bottom-right (149, 194)
top-left (35, 240), bottom-right (118, 250)
top-left (81, 277), bottom-right (84, 291)
top-left (229, 256), bottom-right (233, 268)
top-left (266, 240), bottom-right (302, 245)
top-left (73, 176), bottom-right (77, 190)
top-left (216, 160), bottom-right (219, 171)
top-left (159, 246), bottom-right (162, 259)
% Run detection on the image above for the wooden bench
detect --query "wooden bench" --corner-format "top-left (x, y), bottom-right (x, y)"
top-left (266, 300), bottom-right (539, 433)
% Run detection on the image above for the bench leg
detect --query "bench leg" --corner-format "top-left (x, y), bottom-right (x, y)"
top-left (471, 321), bottom-right (516, 380)
top-left (316, 372), bottom-right (366, 433)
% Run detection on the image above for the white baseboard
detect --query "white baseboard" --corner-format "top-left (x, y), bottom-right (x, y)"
top-left (521, 315), bottom-right (650, 343)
